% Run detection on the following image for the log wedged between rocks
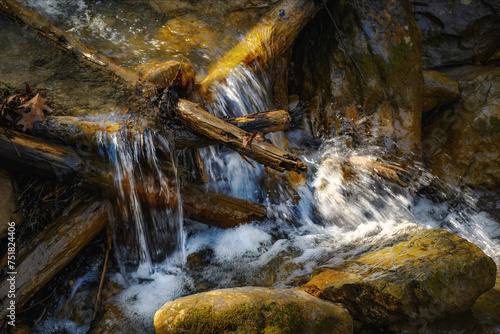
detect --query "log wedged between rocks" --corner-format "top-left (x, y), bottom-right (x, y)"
top-left (177, 99), bottom-right (307, 173)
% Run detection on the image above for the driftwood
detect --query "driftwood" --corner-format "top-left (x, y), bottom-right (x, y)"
top-left (0, 196), bottom-right (108, 321)
top-left (0, 0), bottom-right (153, 93)
top-left (177, 99), bottom-right (306, 172)
top-left (0, 130), bottom-right (267, 226)
top-left (197, 0), bottom-right (327, 98)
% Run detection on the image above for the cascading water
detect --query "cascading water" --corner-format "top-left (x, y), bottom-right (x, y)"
top-left (96, 119), bottom-right (185, 277)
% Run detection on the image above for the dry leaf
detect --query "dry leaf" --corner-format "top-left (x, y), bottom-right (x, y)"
top-left (16, 93), bottom-right (51, 131)
top-left (242, 132), bottom-right (264, 147)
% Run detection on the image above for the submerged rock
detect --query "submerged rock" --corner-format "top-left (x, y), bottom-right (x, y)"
top-left (290, 0), bottom-right (423, 166)
top-left (422, 70), bottom-right (460, 112)
top-left (423, 65), bottom-right (500, 190)
top-left (154, 286), bottom-right (353, 334)
top-left (411, 0), bottom-right (500, 67)
top-left (301, 229), bottom-right (496, 327)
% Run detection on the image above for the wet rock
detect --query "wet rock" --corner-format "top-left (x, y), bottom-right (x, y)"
top-left (471, 270), bottom-right (500, 330)
top-left (411, 0), bottom-right (500, 67)
top-left (423, 70), bottom-right (460, 112)
top-left (91, 302), bottom-right (149, 334)
top-left (301, 229), bottom-right (496, 327)
top-left (423, 65), bottom-right (500, 190)
top-left (290, 0), bottom-right (423, 166)
top-left (154, 286), bottom-right (353, 334)
top-left (0, 168), bottom-right (21, 238)
top-left (137, 60), bottom-right (196, 91)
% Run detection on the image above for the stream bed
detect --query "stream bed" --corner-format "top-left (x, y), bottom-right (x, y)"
top-left (1, 0), bottom-right (499, 333)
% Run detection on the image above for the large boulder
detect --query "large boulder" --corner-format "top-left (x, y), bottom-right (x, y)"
top-left (423, 65), bottom-right (500, 190)
top-left (290, 0), bottom-right (423, 166)
top-left (301, 229), bottom-right (496, 327)
top-left (154, 286), bottom-right (353, 334)
top-left (411, 0), bottom-right (500, 67)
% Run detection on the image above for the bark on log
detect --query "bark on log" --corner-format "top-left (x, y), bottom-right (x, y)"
top-left (0, 196), bottom-right (108, 322)
top-left (34, 110), bottom-right (291, 151)
top-left (198, 0), bottom-right (327, 98)
top-left (0, 130), bottom-right (267, 226)
top-left (0, 0), bottom-right (153, 93)
top-left (176, 99), bottom-right (307, 172)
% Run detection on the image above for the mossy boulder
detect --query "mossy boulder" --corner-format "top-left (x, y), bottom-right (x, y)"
top-left (422, 70), bottom-right (460, 112)
top-left (301, 229), bottom-right (496, 327)
top-left (423, 65), bottom-right (500, 190)
top-left (290, 0), bottom-right (423, 166)
top-left (411, 0), bottom-right (500, 67)
top-left (154, 287), bottom-right (353, 334)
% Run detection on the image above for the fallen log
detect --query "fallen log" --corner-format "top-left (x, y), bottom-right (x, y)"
top-left (33, 109), bottom-right (291, 151)
top-left (0, 130), bottom-right (267, 226)
top-left (0, 196), bottom-right (108, 322)
top-left (176, 99), bottom-right (307, 172)
top-left (0, 0), bottom-right (154, 93)
top-left (197, 0), bottom-right (327, 98)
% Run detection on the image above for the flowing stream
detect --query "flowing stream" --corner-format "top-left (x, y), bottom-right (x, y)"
top-left (0, 0), bottom-right (499, 333)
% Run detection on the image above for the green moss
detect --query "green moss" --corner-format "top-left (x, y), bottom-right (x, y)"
top-left (488, 116), bottom-right (500, 135)
top-left (173, 303), bottom-right (306, 334)
top-left (1, 82), bottom-right (16, 89)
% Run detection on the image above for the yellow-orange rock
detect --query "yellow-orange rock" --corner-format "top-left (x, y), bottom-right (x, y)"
top-left (301, 229), bottom-right (496, 327)
top-left (154, 287), bottom-right (353, 334)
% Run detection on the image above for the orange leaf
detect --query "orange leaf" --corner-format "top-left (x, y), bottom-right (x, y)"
top-left (16, 93), bottom-right (51, 131)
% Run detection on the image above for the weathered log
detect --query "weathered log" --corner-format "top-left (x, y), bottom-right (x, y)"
top-left (0, 196), bottom-right (108, 322)
top-left (0, 0), bottom-right (154, 93)
top-left (176, 99), bottom-right (307, 172)
top-left (197, 0), bottom-right (327, 98)
top-left (0, 130), bottom-right (268, 226)
top-left (34, 110), bottom-right (291, 151)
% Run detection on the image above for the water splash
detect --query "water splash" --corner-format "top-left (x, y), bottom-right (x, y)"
top-left (96, 123), bottom-right (185, 276)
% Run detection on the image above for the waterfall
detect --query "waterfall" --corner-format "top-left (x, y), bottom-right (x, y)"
top-left (96, 122), bottom-right (185, 277)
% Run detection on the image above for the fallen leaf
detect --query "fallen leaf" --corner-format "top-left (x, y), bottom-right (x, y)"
top-left (16, 93), bottom-right (51, 131)
top-left (242, 132), bottom-right (264, 147)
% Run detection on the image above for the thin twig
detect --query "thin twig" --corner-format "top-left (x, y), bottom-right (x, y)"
top-left (321, 0), bottom-right (367, 86)
top-left (90, 226), bottom-right (112, 330)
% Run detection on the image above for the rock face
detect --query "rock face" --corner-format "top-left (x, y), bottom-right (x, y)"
top-left (154, 287), bottom-right (353, 334)
top-left (290, 0), bottom-right (423, 166)
top-left (423, 65), bottom-right (500, 190)
top-left (411, 0), bottom-right (500, 67)
top-left (301, 229), bottom-right (497, 327)
top-left (422, 70), bottom-right (460, 112)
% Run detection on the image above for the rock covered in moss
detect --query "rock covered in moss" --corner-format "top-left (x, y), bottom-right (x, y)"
top-left (423, 65), bottom-right (500, 190)
top-left (422, 70), bottom-right (460, 112)
top-left (301, 229), bottom-right (496, 327)
top-left (154, 286), bottom-right (353, 334)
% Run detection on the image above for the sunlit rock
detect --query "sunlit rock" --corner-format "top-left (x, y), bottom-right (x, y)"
top-left (301, 229), bottom-right (496, 327)
top-left (411, 0), bottom-right (500, 67)
top-left (423, 65), bottom-right (500, 190)
top-left (423, 70), bottom-right (460, 113)
top-left (290, 0), bottom-right (423, 166)
top-left (137, 60), bottom-right (196, 91)
top-left (154, 287), bottom-right (353, 334)
top-left (0, 168), bottom-right (20, 238)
